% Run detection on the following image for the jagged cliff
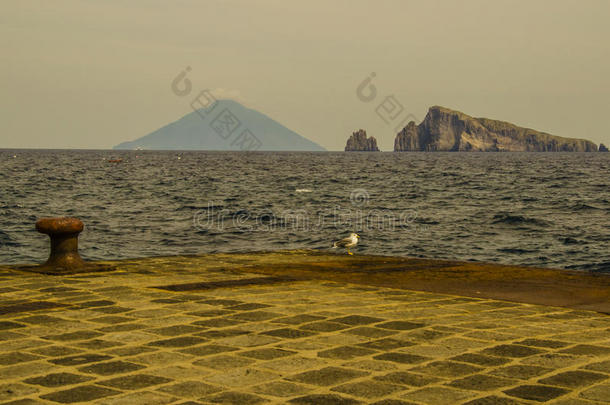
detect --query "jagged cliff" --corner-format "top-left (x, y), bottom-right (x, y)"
top-left (394, 106), bottom-right (599, 152)
top-left (345, 129), bottom-right (380, 151)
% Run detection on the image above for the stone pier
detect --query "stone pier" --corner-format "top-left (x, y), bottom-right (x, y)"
top-left (0, 251), bottom-right (609, 404)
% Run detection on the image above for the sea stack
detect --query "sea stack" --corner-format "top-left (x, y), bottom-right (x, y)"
top-left (345, 129), bottom-right (380, 151)
top-left (599, 143), bottom-right (609, 152)
top-left (394, 106), bottom-right (598, 152)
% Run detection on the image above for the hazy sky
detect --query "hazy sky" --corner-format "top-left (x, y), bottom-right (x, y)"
top-left (2, 0), bottom-right (609, 151)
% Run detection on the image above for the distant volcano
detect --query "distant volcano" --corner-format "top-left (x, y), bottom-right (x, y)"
top-left (114, 99), bottom-right (325, 151)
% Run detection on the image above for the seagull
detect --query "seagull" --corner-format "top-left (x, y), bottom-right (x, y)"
top-left (332, 233), bottom-right (360, 255)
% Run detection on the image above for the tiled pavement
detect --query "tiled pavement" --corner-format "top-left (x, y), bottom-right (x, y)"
top-left (0, 255), bottom-right (609, 404)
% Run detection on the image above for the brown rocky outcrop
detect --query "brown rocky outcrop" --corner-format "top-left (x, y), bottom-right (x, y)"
top-left (394, 106), bottom-right (598, 152)
top-left (345, 129), bottom-right (379, 151)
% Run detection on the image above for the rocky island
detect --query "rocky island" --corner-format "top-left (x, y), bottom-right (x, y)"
top-left (395, 106), bottom-right (599, 152)
top-left (345, 129), bottom-right (379, 151)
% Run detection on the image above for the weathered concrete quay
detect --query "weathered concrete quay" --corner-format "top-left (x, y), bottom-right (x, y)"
top-left (1, 251), bottom-right (609, 404)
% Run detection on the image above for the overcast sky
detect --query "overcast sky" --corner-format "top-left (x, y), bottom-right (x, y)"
top-left (2, 0), bottom-right (609, 151)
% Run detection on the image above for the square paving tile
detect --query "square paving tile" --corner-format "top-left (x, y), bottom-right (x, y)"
top-left (0, 321), bottom-right (26, 330)
top-left (88, 316), bottom-right (134, 324)
top-left (410, 361), bottom-right (483, 378)
top-left (579, 383), bottom-right (610, 402)
top-left (287, 366), bottom-right (369, 387)
top-left (343, 327), bottom-right (397, 338)
top-left (401, 329), bottom-right (451, 342)
top-left (503, 384), bottom-right (569, 402)
top-left (0, 383), bottom-right (39, 402)
top-left (97, 374), bottom-right (173, 390)
top-left (158, 381), bottom-right (222, 397)
top-left (332, 380), bottom-right (405, 399)
top-left (129, 351), bottom-right (193, 366)
top-left (239, 347), bottom-right (296, 360)
top-left (193, 354), bottom-right (256, 370)
top-left (40, 385), bottom-right (121, 403)
top-left (200, 299), bottom-right (243, 307)
top-left (24, 372), bottom-right (94, 387)
top-left (43, 330), bottom-right (103, 341)
top-left (370, 400), bottom-right (419, 405)
top-left (447, 374), bottom-right (517, 391)
top-left (50, 354), bottom-right (113, 366)
top-left (257, 356), bottom-right (329, 373)
top-left (481, 344), bottom-right (544, 358)
top-left (0, 352), bottom-right (42, 365)
top-left (78, 360), bottom-right (146, 375)
top-left (188, 309), bottom-right (233, 318)
top-left (94, 390), bottom-right (177, 405)
top-left (147, 336), bottom-right (207, 348)
top-left (344, 359), bottom-right (399, 373)
top-left (203, 391), bottom-right (267, 404)
top-left (288, 394), bottom-right (363, 404)
top-left (376, 321), bottom-right (424, 331)
top-left (488, 364), bottom-right (552, 380)
top-left (260, 328), bottom-right (317, 339)
top-left (299, 321), bottom-right (351, 332)
top-left (192, 318), bottom-right (243, 328)
top-left (217, 334), bottom-right (278, 347)
top-left (179, 344), bottom-right (238, 356)
top-left (373, 352), bottom-right (429, 365)
top-left (584, 359), bottom-right (610, 373)
top-left (521, 353), bottom-right (585, 368)
top-left (230, 311), bottom-right (283, 322)
top-left (74, 339), bottom-right (125, 350)
top-left (462, 396), bottom-right (524, 405)
top-left (401, 386), bottom-right (475, 404)
top-left (331, 315), bottom-right (384, 325)
top-left (374, 371), bottom-right (442, 387)
top-left (98, 324), bottom-right (143, 333)
top-left (29, 345), bottom-right (83, 357)
top-left (197, 328), bottom-right (250, 339)
top-left (227, 303), bottom-right (272, 311)
top-left (450, 353), bottom-right (511, 367)
top-left (560, 344), bottom-right (610, 356)
top-left (516, 338), bottom-right (570, 349)
top-left (271, 314), bottom-right (326, 325)
top-left (357, 338), bottom-right (414, 351)
top-left (205, 368), bottom-right (280, 387)
top-left (318, 346), bottom-right (377, 360)
top-left (538, 370), bottom-right (608, 388)
top-left (252, 381), bottom-right (313, 397)
top-left (148, 325), bottom-right (204, 336)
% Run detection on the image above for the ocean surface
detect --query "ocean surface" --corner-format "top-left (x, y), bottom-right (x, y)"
top-left (1, 150), bottom-right (609, 273)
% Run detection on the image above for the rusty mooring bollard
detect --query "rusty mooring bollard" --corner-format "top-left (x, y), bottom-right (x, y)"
top-left (16, 217), bottom-right (113, 275)
top-left (36, 217), bottom-right (87, 270)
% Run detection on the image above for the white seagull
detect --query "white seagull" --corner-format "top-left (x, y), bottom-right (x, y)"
top-left (332, 233), bottom-right (360, 255)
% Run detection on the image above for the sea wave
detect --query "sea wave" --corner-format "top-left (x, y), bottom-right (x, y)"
top-left (491, 213), bottom-right (549, 227)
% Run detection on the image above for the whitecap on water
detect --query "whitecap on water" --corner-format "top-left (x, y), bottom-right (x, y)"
top-left (295, 188), bottom-right (313, 193)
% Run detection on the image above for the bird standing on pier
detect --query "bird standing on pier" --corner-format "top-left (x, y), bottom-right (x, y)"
top-left (333, 233), bottom-right (360, 255)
